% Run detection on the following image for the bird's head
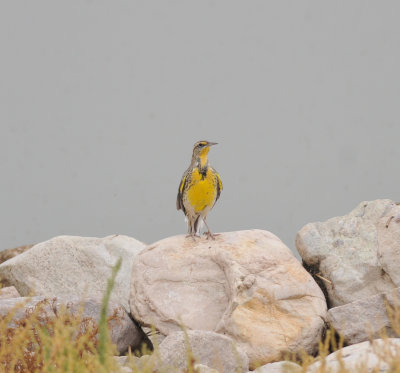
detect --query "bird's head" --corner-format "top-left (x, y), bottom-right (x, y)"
top-left (192, 140), bottom-right (218, 167)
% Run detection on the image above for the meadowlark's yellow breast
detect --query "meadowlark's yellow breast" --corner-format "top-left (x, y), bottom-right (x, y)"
top-left (186, 167), bottom-right (217, 213)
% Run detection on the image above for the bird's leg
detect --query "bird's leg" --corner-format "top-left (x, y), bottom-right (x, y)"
top-left (185, 217), bottom-right (198, 240)
top-left (203, 219), bottom-right (219, 240)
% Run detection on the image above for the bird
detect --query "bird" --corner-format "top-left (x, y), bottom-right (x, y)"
top-left (176, 140), bottom-right (223, 239)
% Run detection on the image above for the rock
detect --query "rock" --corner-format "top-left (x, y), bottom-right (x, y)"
top-left (194, 364), bottom-right (220, 373)
top-left (253, 361), bottom-right (302, 373)
top-left (0, 235), bottom-right (145, 311)
top-left (327, 287), bottom-right (400, 345)
top-left (0, 286), bottom-right (20, 299)
top-left (52, 297), bottom-right (144, 354)
top-left (377, 203), bottom-right (400, 288)
top-left (130, 230), bottom-right (327, 369)
top-left (154, 330), bottom-right (248, 373)
top-left (306, 339), bottom-right (400, 373)
top-left (133, 355), bottom-right (153, 371)
top-left (114, 356), bottom-right (129, 366)
top-left (0, 296), bottom-right (55, 327)
top-left (0, 244), bottom-right (33, 265)
top-left (118, 368), bottom-right (132, 373)
top-left (296, 199), bottom-right (400, 308)
top-left (113, 356), bottom-right (133, 373)
top-left (0, 245), bottom-right (33, 285)
top-left (0, 296), bottom-right (144, 354)
top-left (142, 326), bottom-right (166, 347)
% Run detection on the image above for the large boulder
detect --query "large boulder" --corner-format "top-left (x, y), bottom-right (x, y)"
top-left (0, 296), bottom-right (144, 354)
top-left (327, 287), bottom-right (400, 345)
top-left (130, 230), bottom-right (327, 369)
top-left (306, 339), bottom-right (400, 373)
top-left (154, 330), bottom-right (248, 373)
top-left (296, 199), bottom-right (400, 308)
top-left (0, 235), bottom-right (145, 311)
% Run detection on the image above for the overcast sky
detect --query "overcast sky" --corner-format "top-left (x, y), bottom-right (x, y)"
top-left (1, 1), bottom-right (400, 256)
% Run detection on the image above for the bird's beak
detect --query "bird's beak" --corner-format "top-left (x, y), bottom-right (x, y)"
top-left (208, 142), bottom-right (218, 146)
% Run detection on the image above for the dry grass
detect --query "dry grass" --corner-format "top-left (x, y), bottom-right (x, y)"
top-left (2, 303), bottom-right (400, 373)
top-left (0, 295), bottom-right (121, 372)
top-left (2, 263), bottom-right (400, 373)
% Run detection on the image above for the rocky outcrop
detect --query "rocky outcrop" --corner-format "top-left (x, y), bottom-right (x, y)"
top-left (153, 330), bottom-right (248, 373)
top-left (0, 235), bottom-right (145, 311)
top-left (306, 339), bottom-right (400, 373)
top-left (130, 230), bottom-right (327, 369)
top-left (0, 296), bottom-right (144, 354)
top-left (327, 287), bottom-right (400, 345)
top-left (296, 199), bottom-right (400, 307)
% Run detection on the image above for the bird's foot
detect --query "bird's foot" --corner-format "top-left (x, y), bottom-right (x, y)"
top-left (186, 233), bottom-right (199, 241)
top-left (204, 231), bottom-right (219, 240)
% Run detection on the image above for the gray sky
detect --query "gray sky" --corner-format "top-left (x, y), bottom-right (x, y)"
top-left (1, 1), bottom-right (400, 256)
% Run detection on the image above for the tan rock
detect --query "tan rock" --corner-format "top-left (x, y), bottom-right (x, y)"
top-left (306, 339), bottom-right (400, 373)
top-left (0, 286), bottom-right (20, 299)
top-left (296, 199), bottom-right (400, 307)
top-left (0, 235), bottom-right (145, 311)
top-left (130, 230), bottom-right (327, 369)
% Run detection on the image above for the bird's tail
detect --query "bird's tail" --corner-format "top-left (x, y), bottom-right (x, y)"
top-left (185, 216), bottom-right (204, 235)
top-left (194, 216), bottom-right (204, 235)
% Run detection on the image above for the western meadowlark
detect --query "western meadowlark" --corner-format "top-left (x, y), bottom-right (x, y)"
top-left (176, 140), bottom-right (223, 239)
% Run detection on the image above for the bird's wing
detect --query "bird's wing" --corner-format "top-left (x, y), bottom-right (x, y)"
top-left (215, 170), bottom-right (223, 202)
top-left (176, 173), bottom-right (187, 212)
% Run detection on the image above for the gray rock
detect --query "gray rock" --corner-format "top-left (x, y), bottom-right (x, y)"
top-left (253, 361), bottom-right (302, 373)
top-left (0, 286), bottom-right (20, 299)
top-left (0, 296), bottom-right (144, 354)
top-left (296, 199), bottom-right (400, 307)
top-left (131, 230), bottom-right (326, 369)
top-left (154, 330), bottom-right (248, 373)
top-left (52, 297), bottom-right (144, 354)
top-left (327, 287), bottom-right (400, 344)
top-left (306, 339), bottom-right (400, 373)
top-left (0, 296), bottom-right (55, 327)
top-left (0, 235), bottom-right (146, 311)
